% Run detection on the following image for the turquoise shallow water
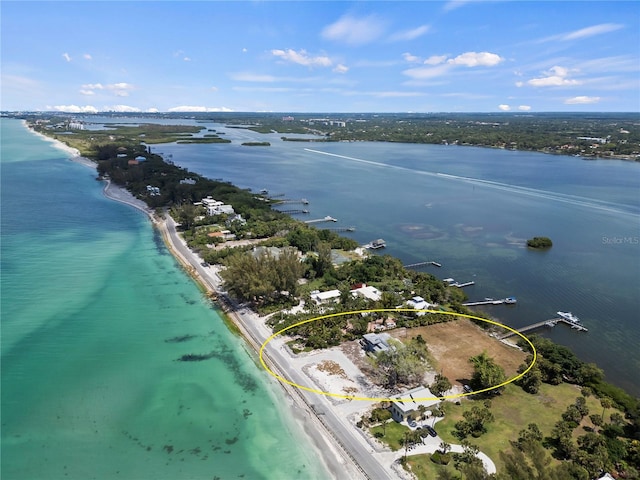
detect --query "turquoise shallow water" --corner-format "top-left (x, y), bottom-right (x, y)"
top-left (1, 119), bottom-right (330, 479)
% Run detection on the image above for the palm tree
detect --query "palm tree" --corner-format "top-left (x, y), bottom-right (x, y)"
top-left (439, 441), bottom-right (452, 455)
top-left (600, 397), bottom-right (612, 423)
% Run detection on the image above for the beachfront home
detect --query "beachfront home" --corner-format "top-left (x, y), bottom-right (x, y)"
top-left (389, 385), bottom-right (440, 423)
top-left (350, 283), bottom-right (382, 302)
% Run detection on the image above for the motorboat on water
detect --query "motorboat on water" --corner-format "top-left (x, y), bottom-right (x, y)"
top-left (557, 311), bottom-right (580, 323)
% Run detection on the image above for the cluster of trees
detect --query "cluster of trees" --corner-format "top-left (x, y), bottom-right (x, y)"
top-left (372, 337), bottom-right (430, 388)
top-left (219, 248), bottom-right (304, 307)
top-left (452, 401), bottom-right (495, 440)
top-left (286, 225), bottom-right (359, 254)
top-left (469, 352), bottom-right (507, 394)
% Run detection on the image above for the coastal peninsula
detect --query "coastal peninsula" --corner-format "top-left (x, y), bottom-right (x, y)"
top-left (22, 116), bottom-right (640, 480)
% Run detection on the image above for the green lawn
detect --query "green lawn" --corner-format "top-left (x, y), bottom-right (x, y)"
top-left (406, 455), bottom-right (458, 480)
top-left (372, 382), bottom-right (622, 478)
top-left (435, 382), bottom-right (614, 472)
top-left (369, 421), bottom-right (411, 451)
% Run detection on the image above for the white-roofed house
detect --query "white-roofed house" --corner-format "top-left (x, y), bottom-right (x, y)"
top-left (310, 289), bottom-right (341, 305)
top-left (405, 296), bottom-right (435, 316)
top-left (350, 283), bottom-right (382, 302)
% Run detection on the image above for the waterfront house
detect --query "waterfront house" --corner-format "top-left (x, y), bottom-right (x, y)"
top-left (389, 385), bottom-right (440, 423)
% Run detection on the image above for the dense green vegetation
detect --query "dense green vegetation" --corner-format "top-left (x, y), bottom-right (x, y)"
top-left (469, 352), bottom-right (507, 395)
top-left (527, 236), bottom-right (553, 249)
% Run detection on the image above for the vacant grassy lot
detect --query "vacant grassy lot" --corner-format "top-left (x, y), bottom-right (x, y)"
top-left (389, 317), bottom-right (527, 385)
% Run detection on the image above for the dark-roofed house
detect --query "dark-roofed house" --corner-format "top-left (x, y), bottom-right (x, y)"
top-left (361, 332), bottom-right (391, 354)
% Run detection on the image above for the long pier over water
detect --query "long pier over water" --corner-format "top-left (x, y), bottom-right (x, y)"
top-left (499, 317), bottom-right (588, 339)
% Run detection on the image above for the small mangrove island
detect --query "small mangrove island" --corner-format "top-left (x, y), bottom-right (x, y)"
top-left (527, 236), bottom-right (553, 249)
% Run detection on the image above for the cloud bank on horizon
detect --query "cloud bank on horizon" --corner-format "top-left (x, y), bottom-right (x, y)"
top-left (1, 1), bottom-right (638, 113)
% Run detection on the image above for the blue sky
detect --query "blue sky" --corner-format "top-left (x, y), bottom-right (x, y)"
top-left (2, 1), bottom-right (639, 113)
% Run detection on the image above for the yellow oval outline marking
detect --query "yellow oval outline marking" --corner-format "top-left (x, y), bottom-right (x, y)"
top-left (259, 309), bottom-right (537, 402)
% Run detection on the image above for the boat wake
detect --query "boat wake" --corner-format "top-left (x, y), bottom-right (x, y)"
top-left (303, 148), bottom-right (639, 217)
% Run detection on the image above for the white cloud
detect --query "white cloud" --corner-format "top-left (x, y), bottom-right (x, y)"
top-left (561, 23), bottom-right (623, 41)
top-left (183, 57), bottom-right (191, 62)
top-left (402, 52), bottom-right (421, 63)
top-left (403, 51), bottom-right (503, 81)
top-left (83, 53), bottom-right (92, 60)
top-left (210, 86), bottom-right (219, 92)
top-left (80, 82), bottom-right (134, 97)
top-left (62, 53), bottom-right (71, 62)
top-left (321, 14), bottom-right (386, 46)
top-left (527, 66), bottom-right (580, 87)
top-left (565, 96), bottom-right (600, 105)
top-left (49, 104), bottom-right (98, 113)
top-left (109, 82), bottom-right (133, 91)
top-left (333, 64), bottom-right (349, 74)
top-left (498, 104), bottom-right (511, 111)
top-left (168, 105), bottom-right (233, 112)
top-left (424, 55), bottom-right (448, 65)
top-left (518, 105), bottom-right (532, 111)
top-left (403, 64), bottom-right (452, 80)
top-left (103, 105), bottom-right (141, 112)
top-left (147, 108), bottom-right (159, 113)
top-left (271, 49), bottom-right (332, 67)
top-left (389, 25), bottom-right (430, 42)
top-left (447, 51), bottom-right (504, 67)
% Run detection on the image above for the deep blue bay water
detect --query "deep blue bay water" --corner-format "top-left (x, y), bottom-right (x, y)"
top-left (149, 119), bottom-right (639, 396)
top-left (1, 119), bottom-right (331, 479)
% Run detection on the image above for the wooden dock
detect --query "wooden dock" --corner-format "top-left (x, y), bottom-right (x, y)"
top-left (326, 227), bottom-right (356, 233)
top-left (305, 216), bottom-right (337, 224)
top-left (463, 297), bottom-right (517, 306)
top-left (273, 198), bottom-right (309, 205)
top-left (499, 317), bottom-right (588, 339)
top-left (404, 261), bottom-right (442, 268)
top-left (275, 208), bottom-right (309, 214)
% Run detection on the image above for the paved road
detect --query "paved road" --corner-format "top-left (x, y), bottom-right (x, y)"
top-left (161, 215), bottom-right (396, 480)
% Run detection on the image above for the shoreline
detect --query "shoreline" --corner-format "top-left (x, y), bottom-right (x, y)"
top-left (26, 126), bottom-right (370, 479)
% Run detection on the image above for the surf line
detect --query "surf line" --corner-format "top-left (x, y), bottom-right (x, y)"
top-left (303, 148), bottom-right (638, 217)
